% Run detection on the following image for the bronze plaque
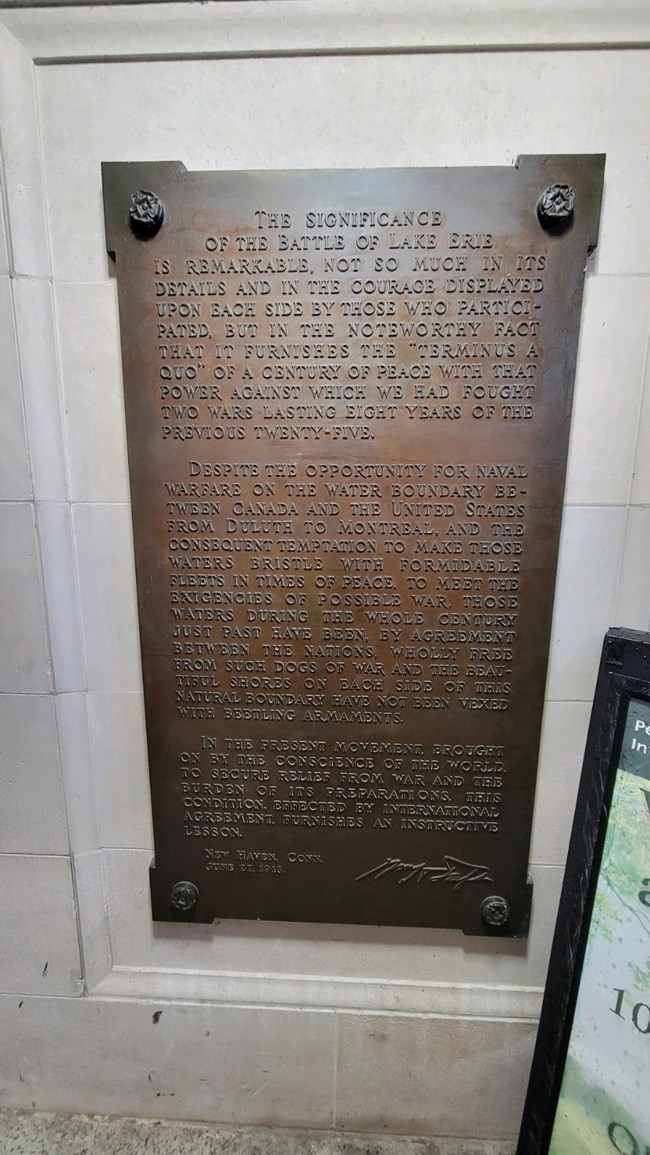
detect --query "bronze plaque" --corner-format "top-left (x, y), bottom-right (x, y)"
top-left (103, 157), bottom-right (603, 935)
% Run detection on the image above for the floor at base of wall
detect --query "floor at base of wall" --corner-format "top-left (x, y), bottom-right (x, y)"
top-left (0, 1111), bottom-right (515, 1154)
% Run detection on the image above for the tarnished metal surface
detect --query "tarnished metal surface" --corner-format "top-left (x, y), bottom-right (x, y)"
top-left (103, 156), bottom-right (604, 933)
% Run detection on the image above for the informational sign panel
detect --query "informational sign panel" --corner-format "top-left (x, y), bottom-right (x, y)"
top-left (518, 628), bottom-right (650, 1154)
top-left (549, 697), bottom-right (650, 1154)
top-left (102, 156), bottom-right (603, 932)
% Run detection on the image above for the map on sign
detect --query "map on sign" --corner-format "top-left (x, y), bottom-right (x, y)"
top-left (103, 156), bottom-right (603, 932)
top-left (549, 697), bottom-right (650, 1155)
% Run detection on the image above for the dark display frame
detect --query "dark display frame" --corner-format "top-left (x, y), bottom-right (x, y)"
top-left (517, 626), bottom-right (650, 1154)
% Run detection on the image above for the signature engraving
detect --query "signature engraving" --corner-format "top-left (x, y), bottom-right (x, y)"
top-left (355, 856), bottom-right (493, 891)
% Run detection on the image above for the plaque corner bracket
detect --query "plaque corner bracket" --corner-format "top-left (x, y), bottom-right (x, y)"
top-left (101, 159), bottom-right (187, 259)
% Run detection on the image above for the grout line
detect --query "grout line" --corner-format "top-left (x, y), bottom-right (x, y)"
top-left (0, 849), bottom-right (73, 858)
top-left (332, 1009), bottom-right (339, 1128)
top-left (627, 315), bottom-right (650, 507)
top-left (29, 42), bottom-right (650, 68)
top-left (0, 991), bottom-right (82, 1000)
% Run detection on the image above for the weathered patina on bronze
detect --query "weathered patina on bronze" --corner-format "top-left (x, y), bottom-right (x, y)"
top-left (103, 157), bottom-right (604, 934)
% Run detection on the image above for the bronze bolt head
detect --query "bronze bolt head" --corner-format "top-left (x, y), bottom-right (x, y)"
top-left (481, 895), bottom-right (510, 929)
top-left (170, 881), bottom-right (199, 915)
top-left (537, 183), bottom-right (575, 229)
top-left (129, 190), bottom-right (165, 237)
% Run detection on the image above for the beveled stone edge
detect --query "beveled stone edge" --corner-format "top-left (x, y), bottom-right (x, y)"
top-left (0, 0), bottom-right (649, 66)
top-left (92, 966), bottom-right (543, 1018)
